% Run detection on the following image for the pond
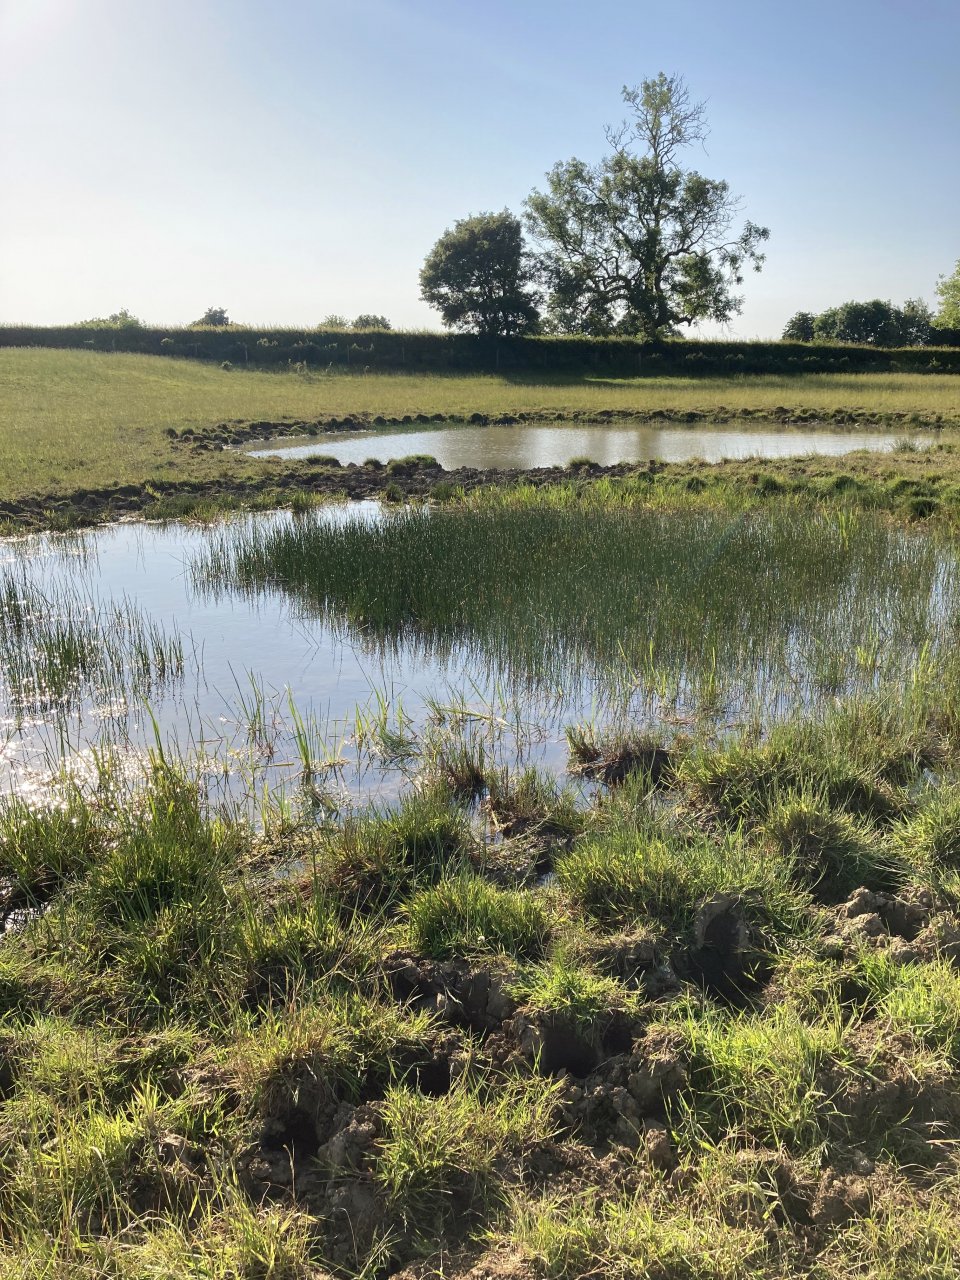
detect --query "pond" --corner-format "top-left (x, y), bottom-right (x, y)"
top-left (244, 420), bottom-right (933, 469)
top-left (1, 501), bottom-right (957, 813)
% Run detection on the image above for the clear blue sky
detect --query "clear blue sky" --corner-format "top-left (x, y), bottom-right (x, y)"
top-left (1, 0), bottom-right (957, 337)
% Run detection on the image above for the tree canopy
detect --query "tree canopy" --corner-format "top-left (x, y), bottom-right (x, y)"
top-left (80, 308), bottom-right (143, 329)
top-left (189, 306), bottom-right (230, 328)
top-left (352, 314), bottom-right (391, 330)
top-left (782, 298), bottom-right (933, 347)
top-left (782, 312), bottom-right (816, 342)
top-left (524, 74), bottom-right (769, 339)
top-left (419, 210), bottom-right (540, 336)
top-left (936, 260), bottom-right (960, 329)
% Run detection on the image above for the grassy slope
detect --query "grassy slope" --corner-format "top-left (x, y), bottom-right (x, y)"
top-left (2, 347), bottom-right (960, 504)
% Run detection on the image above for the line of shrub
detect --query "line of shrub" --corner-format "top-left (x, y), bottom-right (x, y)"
top-left (2, 325), bottom-right (960, 375)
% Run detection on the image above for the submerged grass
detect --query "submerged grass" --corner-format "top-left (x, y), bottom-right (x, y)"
top-left (193, 499), bottom-right (960, 719)
top-left (0, 562), bottom-right (183, 721)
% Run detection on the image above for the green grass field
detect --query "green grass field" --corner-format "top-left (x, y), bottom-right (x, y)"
top-left (2, 348), bottom-right (959, 507)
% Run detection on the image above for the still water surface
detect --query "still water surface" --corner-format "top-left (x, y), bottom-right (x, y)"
top-left (0, 511), bottom-right (585, 809)
top-left (246, 420), bottom-right (930, 469)
top-left (1, 498), bottom-right (954, 812)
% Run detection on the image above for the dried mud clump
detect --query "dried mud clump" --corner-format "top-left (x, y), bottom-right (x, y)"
top-left (384, 949), bottom-right (517, 1032)
top-left (548, 1028), bottom-right (687, 1147)
top-left (825, 885), bottom-right (959, 961)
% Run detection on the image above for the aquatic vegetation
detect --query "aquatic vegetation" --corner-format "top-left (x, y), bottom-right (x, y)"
top-left (193, 500), bottom-right (960, 721)
top-left (5, 474), bottom-right (960, 1274)
top-left (0, 562), bottom-right (183, 721)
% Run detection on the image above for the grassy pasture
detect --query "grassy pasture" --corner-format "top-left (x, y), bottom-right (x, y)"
top-left (2, 347), bottom-right (960, 507)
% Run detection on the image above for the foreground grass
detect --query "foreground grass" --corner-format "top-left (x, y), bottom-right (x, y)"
top-left (2, 347), bottom-right (960, 509)
top-left (4, 671), bottom-right (960, 1275)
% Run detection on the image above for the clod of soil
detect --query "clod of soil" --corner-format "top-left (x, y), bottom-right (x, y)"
top-left (572, 741), bottom-right (673, 788)
top-left (828, 885), bottom-right (935, 953)
top-left (553, 1027), bottom-right (687, 1147)
top-left (811, 1171), bottom-right (873, 1225)
top-left (680, 892), bottom-right (766, 1002)
top-left (385, 949), bottom-right (516, 1032)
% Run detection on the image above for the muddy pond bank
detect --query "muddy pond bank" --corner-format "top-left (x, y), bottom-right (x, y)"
top-left (4, 439), bottom-right (960, 535)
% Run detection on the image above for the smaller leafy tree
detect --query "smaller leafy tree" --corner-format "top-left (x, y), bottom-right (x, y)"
top-left (191, 306), bottom-right (230, 327)
top-left (319, 314), bottom-right (350, 329)
top-left (352, 314), bottom-right (392, 330)
top-left (419, 210), bottom-right (540, 335)
top-left (900, 297), bottom-right (933, 347)
top-left (935, 260), bottom-right (960, 329)
top-left (782, 312), bottom-right (815, 342)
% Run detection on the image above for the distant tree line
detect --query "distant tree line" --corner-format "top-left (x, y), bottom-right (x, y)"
top-left (78, 308), bottom-right (394, 332)
top-left (781, 298), bottom-right (942, 347)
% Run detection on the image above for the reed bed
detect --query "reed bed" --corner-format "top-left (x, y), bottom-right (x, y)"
top-left (192, 501), bottom-right (960, 721)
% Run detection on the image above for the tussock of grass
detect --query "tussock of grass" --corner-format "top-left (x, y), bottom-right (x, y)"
top-left (485, 766), bottom-right (582, 840)
top-left (235, 888), bottom-right (382, 999)
top-left (322, 786), bottom-right (471, 910)
top-left (506, 1188), bottom-right (767, 1279)
top-left (555, 822), bottom-right (808, 941)
top-left (679, 737), bottom-right (890, 826)
top-left (0, 1198), bottom-right (319, 1280)
top-left (759, 790), bottom-right (904, 899)
top-left (0, 791), bottom-right (104, 918)
top-left (221, 993), bottom-right (439, 1117)
top-left (509, 954), bottom-right (636, 1036)
top-left (858, 951), bottom-right (960, 1059)
top-left (376, 1075), bottom-right (559, 1231)
top-left (3, 1079), bottom-right (219, 1235)
top-left (890, 785), bottom-right (960, 877)
top-left (671, 1001), bottom-right (850, 1152)
top-left (823, 1184), bottom-right (960, 1279)
top-left (405, 874), bottom-right (555, 960)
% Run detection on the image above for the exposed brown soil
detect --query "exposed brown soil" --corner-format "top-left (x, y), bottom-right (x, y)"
top-left (0, 459), bottom-right (646, 530)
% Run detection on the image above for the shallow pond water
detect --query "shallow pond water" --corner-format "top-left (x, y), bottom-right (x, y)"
top-left (1, 502), bottom-right (957, 813)
top-left (245, 420), bottom-right (933, 468)
top-left (0, 510), bottom-right (585, 811)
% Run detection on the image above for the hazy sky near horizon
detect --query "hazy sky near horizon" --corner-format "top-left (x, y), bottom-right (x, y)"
top-left (1, 0), bottom-right (958, 338)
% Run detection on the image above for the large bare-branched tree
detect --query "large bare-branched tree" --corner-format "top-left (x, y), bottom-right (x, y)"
top-left (525, 74), bottom-right (769, 339)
